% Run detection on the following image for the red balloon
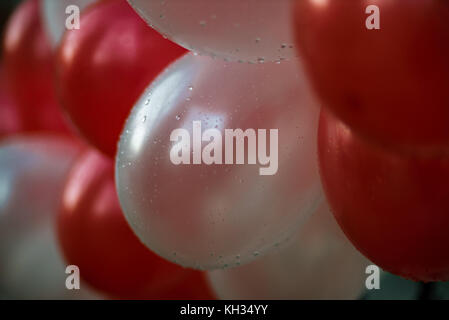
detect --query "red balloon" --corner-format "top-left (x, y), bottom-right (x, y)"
top-left (56, 0), bottom-right (187, 157)
top-left (3, 0), bottom-right (70, 134)
top-left (0, 65), bottom-right (21, 139)
top-left (318, 111), bottom-right (449, 282)
top-left (294, 0), bottom-right (449, 154)
top-left (58, 149), bottom-right (214, 299)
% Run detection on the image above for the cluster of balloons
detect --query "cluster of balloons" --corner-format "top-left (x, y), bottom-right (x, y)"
top-left (3, 0), bottom-right (445, 300)
top-left (294, 0), bottom-right (449, 282)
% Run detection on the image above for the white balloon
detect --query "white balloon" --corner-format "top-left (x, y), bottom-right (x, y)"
top-left (128, 0), bottom-right (298, 63)
top-left (0, 136), bottom-right (99, 299)
top-left (116, 53), bottom-right (322, 270)
top-left (41, 0), bottom-right (97, 48)
top-left (207, 202), bottom-right (370, 299)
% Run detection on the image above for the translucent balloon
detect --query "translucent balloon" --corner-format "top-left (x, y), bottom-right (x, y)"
top-left (41, 0), bottom-right (97, 48)
top-left (116, 53), bottom-right (322, 270)
top-left (0, 136), bottom-right (98, 299)
top-left (128, 0), bottom-right (298, 63)
top-left (207, 202), bottom-right (370, 299)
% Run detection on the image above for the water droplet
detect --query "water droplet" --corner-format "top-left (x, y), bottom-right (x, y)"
top-left (199, 20), bottom-right (207, 27)
top-left (253, 251), bottom-right (260, 257)
top-left (188, 86), bottom-right (194, 91)
top-left (255, 37), bottom-right (261, 43)
top-left (144, 99), bottom-right (150, 105)
top-left (175, 115), bottom-right (181, 121)
top-left (257, 57), bottom-right (265, 64)
top-left (142, 115), bottom-right (147, 123)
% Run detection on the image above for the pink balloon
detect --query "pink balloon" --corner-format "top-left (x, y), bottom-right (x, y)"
top-left (0, 136), bottom-right (98, 299)
top-left (116, 53), bottom-right (322, 270)
top-left (207, 202), bottom-right (370, 299)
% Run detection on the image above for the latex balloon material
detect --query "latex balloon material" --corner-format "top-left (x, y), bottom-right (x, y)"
top-left (0, 66), bottom-right (21, 139)
top-left (3, 0), bottom-right (71, 134)
top-left (56, 0), bottom-right (187, 157)
top-left (116, 53), bottom-right (322, 270)
top-left (128, 0), bottom-right (297, 63)
top-left (0, 136), bottom-right (97, 299)
top-left (318, 111), bottom-right (449, 282)
top-left (58, 150), bottom-right (214, 299)
top-left (294, 0), bottom-right (449, 154)
top-left (207, 202), bottom-right (369, 299)
top-left (41, 0), bottom-right (97, 48)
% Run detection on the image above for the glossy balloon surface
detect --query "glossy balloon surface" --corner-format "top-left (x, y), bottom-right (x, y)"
top-left (294, 0), bottom-right (449, 154)
top-left (319, 111), bottom-right (449, 282)
top-left (0, 66), bottom-right (21, 139)
top-left (116, 54), bottom-right (322, 270)
top-left (58, 150), bottom-right (214, 299)
top-left (3, 0), bottom-right (70, 134)
top-left (56, 0), bottom-right (187, 157)
top-left (0, 136), bottom-right (96, 299)
top-left (128, 0), bottom-right (297, 63)
top-left (208, 202), bottom-right (369, 299)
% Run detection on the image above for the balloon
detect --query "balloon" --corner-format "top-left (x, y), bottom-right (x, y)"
top-left (56, 0), bottom-right (187, 157)
top-left (0, 136), bottom-right (97, 299)
top-left (128, 0), bottom-right (297, 63)
top-left (58, 149), bottom-right (214, 299)
top-left (116, 53), bottom-right (322, 270)
top-left (3, 0), bottom-right (71, 135)
top-left (294, 0), bottom-right (449, 155)
top-left (318, 111), bottom-right (449, 282)
top-left (207, 202), bottom-right (369, 299)
top-left (41, 0), bottom-right (97, 48)
top-left (0, 66), bottom-right (21, 139)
